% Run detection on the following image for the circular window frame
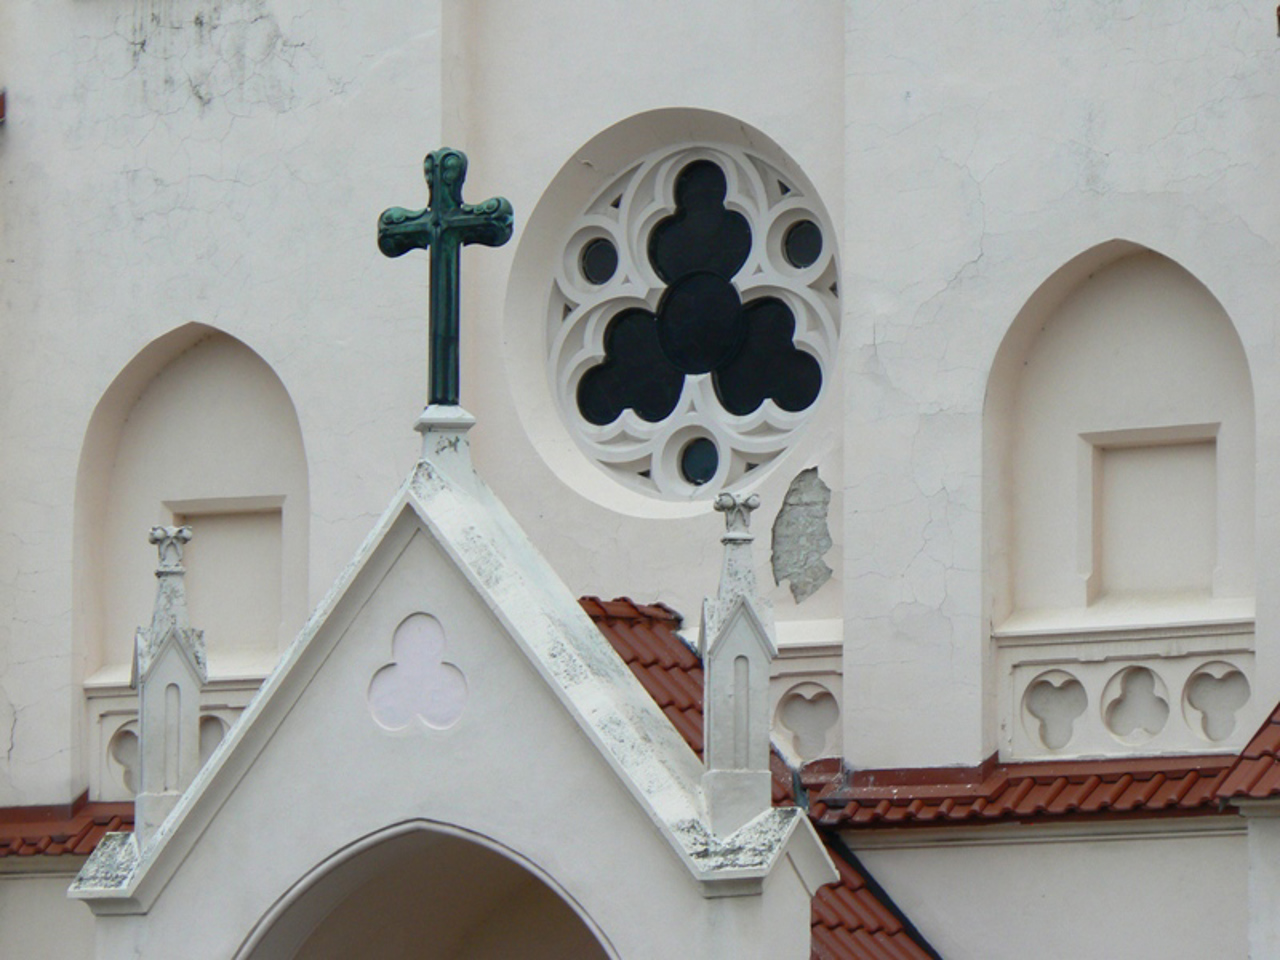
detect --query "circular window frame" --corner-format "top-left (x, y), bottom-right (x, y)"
top-left (504, 112), bottom-right (839, 515)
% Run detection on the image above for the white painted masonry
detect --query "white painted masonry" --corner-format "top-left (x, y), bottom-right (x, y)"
top-left (2, 1), bottom-right (1280, 957)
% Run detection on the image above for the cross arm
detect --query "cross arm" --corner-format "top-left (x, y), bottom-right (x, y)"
top-left (377, 206), bottom-right (434, 258)
top-left (455, 197), bottom-right (515, 248)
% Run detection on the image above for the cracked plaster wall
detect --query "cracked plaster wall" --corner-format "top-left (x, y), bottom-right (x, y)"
top-left (843, 2), bottom-right (1280, 768)
top-left (0, 0), bottom-right (849, 806)
top-left (0, 0), bottom-right (445, 803)
top-left (471, 2), bottom-right (846, 635)
top-left (4, 0), bottom-right (1280, 797)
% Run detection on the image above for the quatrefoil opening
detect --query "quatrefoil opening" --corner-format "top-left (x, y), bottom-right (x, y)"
top-left (368, 613), bottom-right (467, 732)
top-left (577, 159), bottom-right (822, 434)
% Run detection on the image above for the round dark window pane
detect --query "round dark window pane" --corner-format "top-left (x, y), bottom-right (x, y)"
top-left (783, 220), bottom-right (822, 269)
top-left (581, 238), bottom-right (619, 285)
top-left (679, 437), bottom-right (719, 485)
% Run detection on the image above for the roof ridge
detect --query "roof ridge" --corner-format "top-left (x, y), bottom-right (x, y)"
top-left (580, 596), bottom-right (684, 625)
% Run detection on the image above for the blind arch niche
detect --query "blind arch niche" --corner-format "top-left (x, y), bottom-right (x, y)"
top-left (987, 245), bottom-right (1254, 626)
top-left (75, 325), bottom-right (309, 681)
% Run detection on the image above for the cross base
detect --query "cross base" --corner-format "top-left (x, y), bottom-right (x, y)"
top-left (414, 404), bottom-right (477, 477)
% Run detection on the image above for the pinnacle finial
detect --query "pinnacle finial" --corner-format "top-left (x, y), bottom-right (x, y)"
top-left (149, 525), bottom-right (192, 574)
top-left (701, 490), bottom-right (777, 836)
top-left (714, 492), bottom-right (759, 542)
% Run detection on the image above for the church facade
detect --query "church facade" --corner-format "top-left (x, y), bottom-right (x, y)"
top-left (3, 2), bottom-right (1280, 957)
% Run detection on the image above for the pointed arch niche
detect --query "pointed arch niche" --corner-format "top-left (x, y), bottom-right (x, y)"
top-left (236, 824), bottom-right (613, 960)
top-left (76, 325), bottom-right (309, 798)
top-left (985, 243), bottom-right (1256, 760)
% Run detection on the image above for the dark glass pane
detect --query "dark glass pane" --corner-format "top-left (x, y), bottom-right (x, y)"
top-left (576, 309), bottom-right (684, 425)
top-left (783, 220), bottom-right (822, 269)
top-left (648, 161), bottom-right (751, 284)
top-left (580, 237), bottom-right (618, 285)
top-left (714, 297), bottom-right (821, 416)
top-left (655, 271), bottom-right (744, 375)
top-left (680, 437), bottom-right (718, 485)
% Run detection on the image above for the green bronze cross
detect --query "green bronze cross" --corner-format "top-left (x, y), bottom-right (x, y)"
top-left (378, 148), bottom-right (514, 406)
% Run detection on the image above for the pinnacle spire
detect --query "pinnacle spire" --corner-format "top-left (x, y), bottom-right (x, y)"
top-left (133, 525), bottom-right (206, 686)
top-left (131, 525), bottom-right (208, 845)
top-left (699, 492), bottom-right (778, 836)
top-left (701, 492), bottom-right (773, 649)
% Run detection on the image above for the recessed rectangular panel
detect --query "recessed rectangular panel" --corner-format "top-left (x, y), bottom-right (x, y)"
top-left (1100, 442), bottom-right (1216, 597)
top-left (176, 510), bottom-right (283, 668)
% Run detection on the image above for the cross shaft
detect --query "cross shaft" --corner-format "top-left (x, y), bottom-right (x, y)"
top-left (378, 148), bottom-right (513, 406)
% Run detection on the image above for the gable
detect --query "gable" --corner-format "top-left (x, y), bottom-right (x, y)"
top-left (70, 451), bottom-right (831, 957)
top-left (86, 511), bottom-right (694, 955)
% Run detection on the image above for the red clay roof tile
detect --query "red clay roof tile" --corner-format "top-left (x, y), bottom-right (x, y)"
top-left (1217, 702), bottom-right (1280, 801)
top-left (0, 795), bottom-right (134, 858)
top-left (811, 836), bottom-right (936, 960)
top-left (583, 598), bottom-right (939, 960)
top-left (17, 597), bottom-right (1256, 957)
top-left (810, 757), bottom-right (1235, 828)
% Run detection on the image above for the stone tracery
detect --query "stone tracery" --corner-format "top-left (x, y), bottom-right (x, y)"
top-left (550, 143), bottom-right (838, 498)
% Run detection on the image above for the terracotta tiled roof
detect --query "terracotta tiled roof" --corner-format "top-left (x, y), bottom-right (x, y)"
top-left (1216, 701), bottom-right (1280, 801)
top-left (583, 597), bottom-right (938, 960)
top-left (809, 753), bottom-right (1235, 828)
top-left (0, 793), bottom-right (133, 858)
top-left (580, 596), bottom-right (1238, 831)
top-left (580, 597), bottom-right (705, 756)
top-left (813, 835), bottom-right (938, 960)
top-left (580, 596), bottom-right (798, 805)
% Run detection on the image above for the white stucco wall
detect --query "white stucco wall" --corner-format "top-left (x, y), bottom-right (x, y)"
top-left (0, 870), bottom-right (97, 959)
top-left (855, 826), bottom-right (1248, 960)
top-left (0, 0), bottom-right (855, 807)
top-left (843, 3), bottom-right (1280, 768)
top-left (0, 0), bottom-right (446, 804)
top-left (2, 2), bottom-right (1279, 954)
top-left (84, 503), bottom-right (818, 960)
top-left (8, 1), bottom-right (1273, 792)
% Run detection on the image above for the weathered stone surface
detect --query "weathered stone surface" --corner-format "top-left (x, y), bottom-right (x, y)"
top-left (69, 832), bottom-right (139, 894)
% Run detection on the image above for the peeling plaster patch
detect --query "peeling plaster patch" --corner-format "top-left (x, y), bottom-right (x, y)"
top-left (771, 468), bottom-right (833, 603)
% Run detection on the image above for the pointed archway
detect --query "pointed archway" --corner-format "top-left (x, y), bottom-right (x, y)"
top-left (237, 822), bottom-right (615, 960)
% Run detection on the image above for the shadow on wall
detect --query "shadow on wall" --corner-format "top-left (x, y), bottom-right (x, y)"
top-left (238, 823), bottom-right (612, 960)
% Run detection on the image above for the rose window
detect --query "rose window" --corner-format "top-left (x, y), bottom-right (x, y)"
top-left (549, 144), bottom-right (839, 498)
